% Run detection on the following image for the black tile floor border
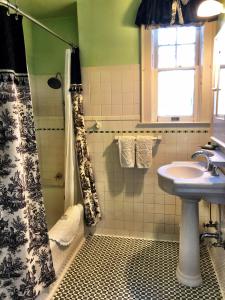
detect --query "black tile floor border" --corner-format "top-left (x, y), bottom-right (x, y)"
top-left (52, 235), bottom-right (222, 300)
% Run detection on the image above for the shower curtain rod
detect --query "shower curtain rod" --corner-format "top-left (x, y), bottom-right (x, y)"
top-left (0, 0), bottom-right (76, 48)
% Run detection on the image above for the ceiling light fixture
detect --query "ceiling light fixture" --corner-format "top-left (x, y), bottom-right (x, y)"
top-left (197, 0), bottom-right (224, 17)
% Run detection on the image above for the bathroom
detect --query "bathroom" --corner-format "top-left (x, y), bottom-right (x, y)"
top-left (1, 0), bottom-right (225, 299)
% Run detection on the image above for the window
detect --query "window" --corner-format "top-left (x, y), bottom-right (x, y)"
top-left (155, 27), bottom-right (198, 121)
top-left (141, 23), bottom-right (217, 123)
top-left (213, 24), bottom-right (225, 119)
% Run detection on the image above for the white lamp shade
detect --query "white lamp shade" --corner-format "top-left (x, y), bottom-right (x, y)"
top-left (197, 0), bottom-right (224, 17)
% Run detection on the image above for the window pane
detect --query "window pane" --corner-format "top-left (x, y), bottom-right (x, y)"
top-left (158, 46), bottom-right (176, 68)
top-left (158, 28), bottom-right (176, 45)
top-left (177, 27), bottom-right (196, 44)
top-left (158, 70), bottom-right (195, 117)
top-left (177, 45), bottom-right (196, 67)
top-left (218, 68), bottom-right (225, 115)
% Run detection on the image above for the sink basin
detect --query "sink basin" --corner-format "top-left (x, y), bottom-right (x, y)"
top-left (158, 161), bottom-right (225, 203)
top-left (157, 161), bottom-right (225, 287)
top-left (165, 165), bottom-right (203, 179)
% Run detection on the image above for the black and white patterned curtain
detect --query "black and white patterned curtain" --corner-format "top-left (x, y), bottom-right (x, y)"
top-left (135, 0), bottom-right (217, 27)
top-left (70, 48), bottom-right (101, 226)
top-left (0, 7), bottom-right (55, 299)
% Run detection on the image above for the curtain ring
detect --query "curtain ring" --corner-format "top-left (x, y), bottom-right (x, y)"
top-left (15, 1), bottom-right (19, 20)
top-left (6, 0), bottom-right (10, 16)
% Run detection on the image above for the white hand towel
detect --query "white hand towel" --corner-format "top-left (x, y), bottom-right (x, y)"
top-left (118, 136), bottom-right (135, 168)
top-left (136, 136), bottom-right (153, 168)
top-left (49, 204), bottom-right (83, 247)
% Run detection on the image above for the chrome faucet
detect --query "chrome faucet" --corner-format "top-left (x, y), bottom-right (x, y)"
top-left (191, 150), bottom-right (212, 170)
top-left (191, 150), bottom-right (219, 176)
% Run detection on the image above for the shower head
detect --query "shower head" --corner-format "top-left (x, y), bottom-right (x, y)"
top-left (47, 72), bottom-right (62, 89)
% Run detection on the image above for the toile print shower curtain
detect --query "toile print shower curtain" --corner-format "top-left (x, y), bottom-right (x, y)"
top-left (0, 7), bottom-right (55, 299)
top-left (70, 48), bottom-right (101, 226)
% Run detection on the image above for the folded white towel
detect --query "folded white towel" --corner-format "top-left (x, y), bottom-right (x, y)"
top-left (49, 204), bottom-right (83, 247)
top-left (118, 136), bottom-right (135, 168)
top-left (136, 136), bottom-right (153, 168)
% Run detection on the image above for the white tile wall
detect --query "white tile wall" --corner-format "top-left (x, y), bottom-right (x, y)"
top-left (30, 66), bottom-right (217, 240)
top-left (211, 116), bottom-right (225, 296)
top-left (82, 65), bottom-right (140, 119)
top-left (81, 64), bottom-right (216, 239)
top-left (86, 128), bottom-right (212, 239)
top-left (208, 202), bottom-right (225, 299)
top-left (36, 128), bottom-right (65, 230)
top-left (212, 116), bottom-right (225, 145)
top-left (30, 74), bottom-right (64, 117)
top-left (30, 74), bottom-right (66, 230)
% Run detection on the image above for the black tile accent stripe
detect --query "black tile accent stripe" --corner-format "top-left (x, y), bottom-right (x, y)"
top-left (85, 130), bottom-right (209, 134)
top-left (53, 235), bottom-right (222, 300)
top-left (36, 128), bottom-right (64, 131)
top-left (34, 129), bottom-right (209, 134)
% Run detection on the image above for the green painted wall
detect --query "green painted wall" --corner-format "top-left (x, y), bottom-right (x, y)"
top-left (77, 0), bottom-right (141, 67)
top-left (21, 0), bottom-right (225, 71)
top-left (23, 0), bottom-right (141, 72)
top-left (22, 3), bottom-right (78, 75)
top-left (31, 15), bottom-right (78, 75)
top-left (12, 0), bottom-right (76, 18)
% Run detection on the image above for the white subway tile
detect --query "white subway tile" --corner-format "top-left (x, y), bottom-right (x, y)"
top-left (165, 205), bottom-right (176, 215)
top-left (111, 105), bottom-right (123, 116)
top-left (101, 105), bottom-right (112, 116)
top-left (74, 65), bottom-right (210, 239)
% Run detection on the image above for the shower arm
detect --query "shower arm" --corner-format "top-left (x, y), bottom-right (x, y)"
top-left (0, 0), bottom-right (77, 49)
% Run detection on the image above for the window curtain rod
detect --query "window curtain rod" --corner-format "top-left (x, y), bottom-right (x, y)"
top-left (0, 0), bottom-right (77, 48)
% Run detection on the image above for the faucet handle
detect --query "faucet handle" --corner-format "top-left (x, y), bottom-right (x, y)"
top-left (211, 165), bottom-right (220, 176)
top-left (207, 161), bottom-right (214, 171)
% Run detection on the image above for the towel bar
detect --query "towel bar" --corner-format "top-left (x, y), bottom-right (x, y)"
top-left (114, 135), bottom-right (162, 142)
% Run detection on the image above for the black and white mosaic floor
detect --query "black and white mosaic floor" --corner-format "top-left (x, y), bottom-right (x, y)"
top-left (53, 235), bottom-right (222, 300)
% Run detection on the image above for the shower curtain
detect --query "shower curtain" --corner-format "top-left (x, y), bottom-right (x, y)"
top-left (0, 7), bottom-right (55, 299)
top-left (64, 49), bottom-right (76, 210)
top-left (70, 48), bottom-right (101, 226)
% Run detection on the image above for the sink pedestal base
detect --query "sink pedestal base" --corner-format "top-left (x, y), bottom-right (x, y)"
top-left (176, 198), bottom-right (202, 287)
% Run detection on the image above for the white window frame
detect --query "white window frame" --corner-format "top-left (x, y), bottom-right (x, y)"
top-left (140, 22), bottom-right (217, 124)
top-left (213, 24), bottom-right (225, 120)
top-left (214, 65), bottom-right (225, 120)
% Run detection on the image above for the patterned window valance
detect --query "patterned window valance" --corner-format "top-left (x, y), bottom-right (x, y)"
top-left (135, 0), bottom-right (217, 27)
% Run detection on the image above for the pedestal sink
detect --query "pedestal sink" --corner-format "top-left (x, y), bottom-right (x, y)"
top-left (157, 161), bottom-right (225, 287)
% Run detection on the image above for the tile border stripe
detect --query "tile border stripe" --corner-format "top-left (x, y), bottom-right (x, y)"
top-left (35, 129), bottom-right (209, 133)
top-left (36, 128), bottom-right (64, 131)
top-left (86, 129), bottom-right (209, 134)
